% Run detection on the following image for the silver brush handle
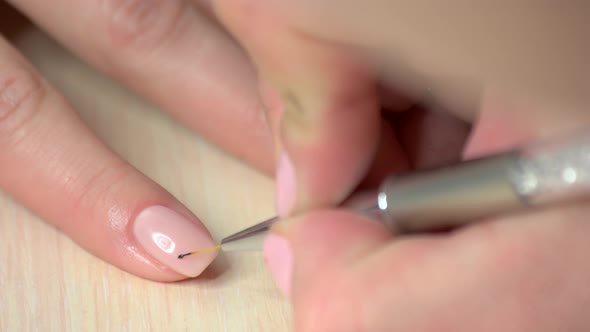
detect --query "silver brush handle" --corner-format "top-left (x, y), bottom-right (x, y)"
top-left (219, 131), bottom-right (590, 251)
top-left (377, 131), bottom-right (590, 233)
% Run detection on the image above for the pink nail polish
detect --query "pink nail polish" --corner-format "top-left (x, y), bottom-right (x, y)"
top-left (133, 206), bottom-right (218, 278)
top-left (263, 234), bottom-right (293, 297)
top-left (276, 153), bottom-right (296, 217)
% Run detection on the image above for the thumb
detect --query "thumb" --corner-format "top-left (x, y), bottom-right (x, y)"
top-left (263, 210), bottom-right (392, 298)
top-left (213, 0), bottom-right (382, 217)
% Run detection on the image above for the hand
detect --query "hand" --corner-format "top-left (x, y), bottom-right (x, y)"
top-left (0, 1), bottom-right (276, 281)
top-left (213, 1), bottom-right (590, 330)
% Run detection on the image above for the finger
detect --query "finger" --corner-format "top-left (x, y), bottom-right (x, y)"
top-left (263, 210), bottom-right (453, 331)
top-left (0, 37), bottom-right (217, 281)
top-left (261, 79), bottom-right (410, 191)
top-left (393, 105), bottom-right (471, 169)
top-left (214, 0), bottom-right (382, 218)
top-left (245, 0), bottom-right (589, 122)
top-left (464, 91), bottom-right (590, 160)
top-left (357, 119), bottom-right (409, 189)
top-left (264, 210), bottom-right (392, 299)
top-left (7, 0), bottom-right (275, 174)
top-left (272, 204), bottom-right (590, 331)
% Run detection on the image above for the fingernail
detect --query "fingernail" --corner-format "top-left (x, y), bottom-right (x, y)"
top-left (133, 206), bottom-right (218, 278)
top-left (276, 152), bottom-right (296, 217)
top-left (263, 233), bottom-right (293, 297)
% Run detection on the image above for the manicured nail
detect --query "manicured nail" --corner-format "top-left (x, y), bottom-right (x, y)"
top-left (263, 233), bottom-right (293, 297)
top-left (133, 206), bottom-right (218, 278)
top-left (276, 152), bottom-right (296, 217)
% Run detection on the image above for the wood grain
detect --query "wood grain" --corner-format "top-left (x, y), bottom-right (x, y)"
top-left (0, 25), bottom-right (292, 332)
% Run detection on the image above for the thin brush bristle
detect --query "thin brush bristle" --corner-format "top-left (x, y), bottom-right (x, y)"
top-left (177, 244), bottom-right (221, 259)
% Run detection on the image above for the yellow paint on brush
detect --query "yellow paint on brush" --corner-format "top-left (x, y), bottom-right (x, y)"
top-left (177, 245), bottom-right (221, 259)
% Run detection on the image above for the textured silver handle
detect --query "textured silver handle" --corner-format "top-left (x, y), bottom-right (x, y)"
top-left (378, 131), bottom-right (590, 233)
top-left (511, 132), bottom-right (590, 205)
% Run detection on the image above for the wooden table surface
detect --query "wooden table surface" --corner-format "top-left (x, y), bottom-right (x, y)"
top-left (0, 17), bottom-right (292, 332)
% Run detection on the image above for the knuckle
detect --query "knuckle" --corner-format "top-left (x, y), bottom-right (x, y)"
top-left (0, 68), bottom-right (47, 143)
top-left (67, 160), bottom-right (135, 231)
top-left (70, 160), bottom-right (134, 218)
top-left (101, 0), bottom-right (186, 54)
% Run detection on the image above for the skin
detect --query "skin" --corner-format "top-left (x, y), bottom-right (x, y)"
top-left (0, 1), bottom-right (410, 281)
top-left (0, 1), bottom-right (276, 281)
top-left (212, 0), bottom-right (590, 331)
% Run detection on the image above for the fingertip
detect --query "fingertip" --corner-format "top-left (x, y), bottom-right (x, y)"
top-left (214, 0), bottom-right (382, 216)
top-left (264, 210), bottom-right (391, 297)
top-left (275, 210), bottom-right (392, 273)
top-left (263, 233), bottom-right (294, 297)
top-left (277, 72), bottom-right (382, 216)
top-left (463, 99), bottom-right (535, 159)
top-left (275, 152), bottom-right (297, 218)
top-left (132, 205), bottom-right (218, 279)
top-left (358, 119), bottom-right (410, 189)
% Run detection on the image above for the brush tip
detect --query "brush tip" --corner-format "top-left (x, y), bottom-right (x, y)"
top-left (177, 244), bottom-right (221, 259)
